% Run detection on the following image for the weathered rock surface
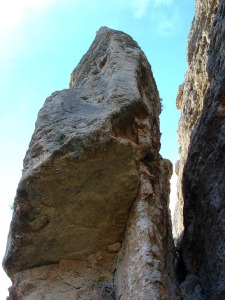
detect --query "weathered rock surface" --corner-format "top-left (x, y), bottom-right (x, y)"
top-left (114, 159), bottom-right (178, 299)
top-left (175, 0), bottom-right (225, 299)
top-left (3, 27), bottom-right (178, 299)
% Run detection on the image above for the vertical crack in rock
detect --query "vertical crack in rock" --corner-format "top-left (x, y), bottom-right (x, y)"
top-left (113, 58), bottom-right (179, 299)
top-left (3, 27), bottom-right (178, 299)
top-left (114, 157), bottom-right (179, 299)
top-left (175, 0), bottom-right (225, 299)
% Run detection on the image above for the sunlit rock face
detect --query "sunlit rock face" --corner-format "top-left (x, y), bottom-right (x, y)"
top-left (3, 27), bottom-right (178, 299)
top-left (175, 0), bottom-right (225, 299)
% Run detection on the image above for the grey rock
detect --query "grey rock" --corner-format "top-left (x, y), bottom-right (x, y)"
top-left (3, 27), bottom-right (178, 299)
top-left (3, 27), bottom-right (149, 275)
top-left (175, 0), bottom-right (225, 299)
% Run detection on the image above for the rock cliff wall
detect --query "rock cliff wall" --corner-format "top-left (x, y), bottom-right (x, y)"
top-left (175, 0), bottom-right (225, 299)
top-left (3, 27), bottom-right (178, 299)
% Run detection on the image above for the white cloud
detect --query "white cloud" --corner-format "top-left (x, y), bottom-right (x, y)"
top-left (0, 0), bottom-right (57, 33)
top-left (132, 0), bottom-right (151, 18)
top-left (130, 0), bottom-right (174, 19)
top-left (152, 6), bottom-right (181, 35)
top-left (0, 0), bottom-right (60, 67)
top-left (127, 0), bottom-right (181, 35)
top-left (152, 0), bottom-right (173, 7)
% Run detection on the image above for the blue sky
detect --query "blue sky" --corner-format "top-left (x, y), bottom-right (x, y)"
top-left (0, 0), bottom-right (194, 297)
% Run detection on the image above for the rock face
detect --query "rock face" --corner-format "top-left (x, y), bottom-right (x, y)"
top-left (114, 158), bottom-right (178, 299)
top-left (3, 27), bottom-right (178, 299)
top-left (175, 0), bottom-right (225, 299)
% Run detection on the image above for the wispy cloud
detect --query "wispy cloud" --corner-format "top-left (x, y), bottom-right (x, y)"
top-left (132, 0), bottom-right (151, 18)
top-left (131, 0), bottom-right (174, 18)
top-left (152, 0), bottom-right (173, 7)
top-left (130, 0), bottom-right (181, 35)
top-left (151, 4), bottom-right (182, 36)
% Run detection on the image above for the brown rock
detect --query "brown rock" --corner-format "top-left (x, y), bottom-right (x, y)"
top-left (107, 242), bottom-right (121, 253)
top-left (114, 159), bottom-right (178, 299)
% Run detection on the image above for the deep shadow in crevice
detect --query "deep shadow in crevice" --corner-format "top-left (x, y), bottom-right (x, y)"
top-left (174, 233), bottom-right (187, 284)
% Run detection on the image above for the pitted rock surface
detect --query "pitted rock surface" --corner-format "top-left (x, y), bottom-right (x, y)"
top-left (3, 27), bottom-right (178, 299)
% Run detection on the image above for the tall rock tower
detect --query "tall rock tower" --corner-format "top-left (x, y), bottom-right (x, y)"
top-left (3, 27), bottom-right (178, 299)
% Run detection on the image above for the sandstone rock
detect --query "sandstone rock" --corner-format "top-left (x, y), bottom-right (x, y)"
top-left (107, 242), bottom-right (121, 253)
top-left (9, 258), bottom-right (116, 300)
top-left (3, 27), bottom-right (178, 299)
top-left (114, 159), bottom-right (179, 299)
top-left (175, 0), bottom-right (225, 299)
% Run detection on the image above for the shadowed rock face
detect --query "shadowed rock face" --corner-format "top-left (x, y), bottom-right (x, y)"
top-left (3, 27), bottom-right (178, 299)
top-left (175, 0), bottom-right (225, 299)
